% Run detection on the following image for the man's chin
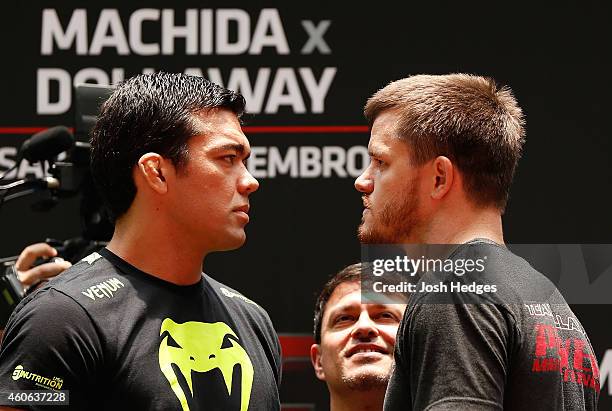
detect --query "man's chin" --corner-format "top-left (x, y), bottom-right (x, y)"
top-left (214, 231), bottom-right (247, 251)
top-left (358, 223), bottom-right (385, 244)
top-left (341, 368), bottom-right (390, 391)
top-left (357, 222), bottom-right (370, 243)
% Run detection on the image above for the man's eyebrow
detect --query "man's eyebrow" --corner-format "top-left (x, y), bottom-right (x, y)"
top-left (327, 303), bottom-right (359, 318)
top-left (368, 146), bottom-right (384, 158)
top-left (368, 304), bottom-right (402, 312)
top-left (215, 143), bottom-right (248, 157)
top-left (369, 144), bottom-right (393, 160)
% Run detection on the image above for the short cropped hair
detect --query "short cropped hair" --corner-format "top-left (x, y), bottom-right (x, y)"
top-left (313, 263), bottom-right (362, 344)
top-left (90, 72), bottom-right (246, 220)
top-left (364, 74), bottom-right (525, 211)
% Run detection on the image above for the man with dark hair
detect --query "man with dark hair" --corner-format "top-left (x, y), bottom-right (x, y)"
top-left (0, 72), bottom-right (281, 410)
top-left (356, 74), bottom-right (599, 410)
top-left (311, 263), bottom-right (406, 411)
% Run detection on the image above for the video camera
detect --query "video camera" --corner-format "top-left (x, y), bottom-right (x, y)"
top-left (0, 84), bottom-right (114, 327)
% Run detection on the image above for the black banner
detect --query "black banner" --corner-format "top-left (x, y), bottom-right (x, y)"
top-left (0, 2), bottom-right (610, 409)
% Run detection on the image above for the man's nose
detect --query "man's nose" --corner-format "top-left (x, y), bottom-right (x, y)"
top-left (350, 312), bottom-right (379, 340)
top-left (238, 170), bottom-right (259, 195)
top-left (355, 168), bottom-right (373, 194)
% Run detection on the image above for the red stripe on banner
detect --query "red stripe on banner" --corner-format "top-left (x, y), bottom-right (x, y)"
top-left (0, 127), bottom-right (49, 134)
top-left (0, 127), bottom-right (75, 135)
top-left (242, 125), bottom-right (369, 134)
top-left (279, 335), bottom-right (315, 358)
top-left (0, 126), bottom-right (368, 135)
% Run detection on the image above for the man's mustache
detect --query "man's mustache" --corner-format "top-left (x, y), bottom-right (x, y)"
top-left (362, 196), bottom-right (372, 210)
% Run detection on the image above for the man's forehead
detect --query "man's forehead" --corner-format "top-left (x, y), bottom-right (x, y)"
top-left (368, 138), bottom-right (392, 156)
top-left (328, 281), bottom-right (360, 303)
top-left (207, 134), bottom-right (250, 151)
top-left (368, 112), bottom-right (404, 151)
top-left (369, 128), bottom-right (416, 162)
top-left (371, 109), bottom-right (402, 134)
top-left (189, 132), bottom-right (251, 156)
top-left (326, 282), bottom-right (402, 313)
top-left (191, 110), bottom-right (251, 150)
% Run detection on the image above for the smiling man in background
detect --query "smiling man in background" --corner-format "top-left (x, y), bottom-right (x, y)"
top-left (311, 263), bottom-right (406, 411)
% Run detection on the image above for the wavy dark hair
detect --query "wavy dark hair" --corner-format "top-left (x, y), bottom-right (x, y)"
top-left (90, 72), bottom-right (245, 220)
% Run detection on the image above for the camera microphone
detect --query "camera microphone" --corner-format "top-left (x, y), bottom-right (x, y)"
top-left (19, 126), bottom-right (74, 163)
top-left (0, 176), bottom-right (59, 191)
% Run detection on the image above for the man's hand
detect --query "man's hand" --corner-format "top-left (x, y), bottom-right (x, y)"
top-left (14, 243), bottom-right (71, 287)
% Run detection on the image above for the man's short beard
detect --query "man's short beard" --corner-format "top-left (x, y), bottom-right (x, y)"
top-left (358, 179), bottom-right (420, 244)
top-left (341, 371), bottom-right (390, 391)
top-left (358, 218), bottom-right (397, 244)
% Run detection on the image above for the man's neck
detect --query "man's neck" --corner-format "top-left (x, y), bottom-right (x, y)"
top-left (408, 205), bottom-right (504, 245)
top-left (106, 210), bottom-right (207, 286)
top-left (329, 389), bottom-right (386, 411)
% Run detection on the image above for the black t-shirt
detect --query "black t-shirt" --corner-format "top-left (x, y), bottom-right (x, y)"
top-left (384, 241), bottom-right (599, 411)
top-left (0, 248), bottom-right (281, 411)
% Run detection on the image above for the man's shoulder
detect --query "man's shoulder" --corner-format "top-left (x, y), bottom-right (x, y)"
top-left (204, 274), bottom-right (265, 313)
top-left (20, 251), bottom-right (132, 314)
top-left (405, 242), bottom-right (567, 325)
top-left (2, 285), bottom-right (101, 360)
top-left (7, 285), bottom-right (91, 331)
top-left (46, 250), bottom-right (119, 283)
top-left (205, 276), bottom-right (276, 330)
top-left (443, 241), bottom-right (563, 304)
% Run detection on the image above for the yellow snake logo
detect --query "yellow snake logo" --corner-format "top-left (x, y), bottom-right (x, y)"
top-left (159, 319), bottom-right (254, 411)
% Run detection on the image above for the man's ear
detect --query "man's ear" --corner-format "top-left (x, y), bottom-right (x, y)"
top-left (135, 153), bottom-right (170, 194)
top-left (431, 156), bottom-right (454, 200)
top-left (310, 344), bottom-right (326, 381)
